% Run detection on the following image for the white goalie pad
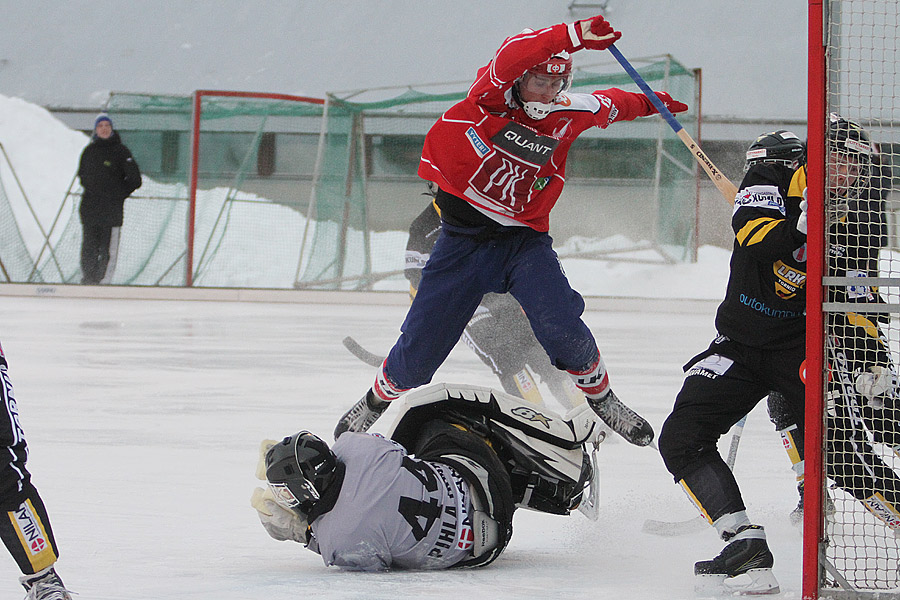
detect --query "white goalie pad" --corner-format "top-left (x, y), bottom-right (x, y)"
top-left (386, 382), bottom-right (601, 518)
top-left (387, 382), bottom-right (597, 446)
top-left (578, 441), bottom-right (601, 521)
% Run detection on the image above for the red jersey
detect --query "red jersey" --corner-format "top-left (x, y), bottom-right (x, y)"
top-left (418, 23), bottom-right (662, 232)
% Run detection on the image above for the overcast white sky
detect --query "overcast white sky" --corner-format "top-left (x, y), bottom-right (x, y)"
top-left (0, 2), bottom-right (808, 122)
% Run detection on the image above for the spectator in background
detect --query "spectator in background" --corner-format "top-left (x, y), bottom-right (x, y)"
top-left (77, 113), bottom-right (141, 285)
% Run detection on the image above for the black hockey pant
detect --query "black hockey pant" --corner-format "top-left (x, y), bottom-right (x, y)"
top-left (0, 363), bottom-right (60, 575)
top-left (462, 292), bottom-right (567, 397)
top-left (658, 339), bottom-right (805, 523)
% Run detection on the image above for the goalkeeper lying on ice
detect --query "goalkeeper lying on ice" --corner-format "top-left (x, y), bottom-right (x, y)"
top-left (251, 383), bottom-right (602, 570)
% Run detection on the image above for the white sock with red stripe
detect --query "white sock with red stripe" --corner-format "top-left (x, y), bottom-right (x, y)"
top-left (567, 350), bottom-right (610, 401)
top-left (372, 360), bottom-right (411, 403)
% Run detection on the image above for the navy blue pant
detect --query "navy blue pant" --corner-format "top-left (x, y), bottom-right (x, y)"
top-left (384, 224), bottom-right (598, 390)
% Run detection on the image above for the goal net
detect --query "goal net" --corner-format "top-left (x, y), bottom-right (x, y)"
top-left (806, 1), bottom-right (900, 598)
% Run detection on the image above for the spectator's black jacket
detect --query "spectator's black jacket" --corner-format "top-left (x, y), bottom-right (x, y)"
top-left (77, 131), bottom-right (142, 227)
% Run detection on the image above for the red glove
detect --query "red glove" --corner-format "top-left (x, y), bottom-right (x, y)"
top-left (576, 15), bottom-right (622, 50)
top-left (653, 91), bottom-right (689, 114)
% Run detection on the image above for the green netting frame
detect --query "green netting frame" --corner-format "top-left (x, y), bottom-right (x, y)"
top-left (31, 92), bottom-right (327, 286)
top-left (19, 55), bottom-right (697, 290)
top-left (0, 150), bottom-right (38, 282)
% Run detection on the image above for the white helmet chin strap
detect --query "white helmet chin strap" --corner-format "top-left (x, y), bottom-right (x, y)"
top-left (522, 100), bottom-right (554, 120)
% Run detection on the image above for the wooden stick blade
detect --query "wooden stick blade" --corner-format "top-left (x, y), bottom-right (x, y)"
top-left (676, 129), bottom-right (739, 204)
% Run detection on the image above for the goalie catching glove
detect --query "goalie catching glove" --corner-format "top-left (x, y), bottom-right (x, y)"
top-left (252, 438), bottom-right (310, 544)
top-left (251, 487), bottom-right (309, 543)
top-left (855, 365), bottom-right (894, 408)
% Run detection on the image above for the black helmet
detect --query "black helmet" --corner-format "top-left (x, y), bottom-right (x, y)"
top-left (265, 431), bottom-right (337, 516)
top-left (745, 130), bottom-right (806, 170)
top-left (828, 114), bottom-right (873, 158)
top-left (827, 114), bottom-right (873, 198)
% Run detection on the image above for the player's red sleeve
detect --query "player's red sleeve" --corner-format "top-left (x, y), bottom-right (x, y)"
top-left (596, 88), bottom-right (688, 126)
top-left (469, 24), bottom-right (580, 99)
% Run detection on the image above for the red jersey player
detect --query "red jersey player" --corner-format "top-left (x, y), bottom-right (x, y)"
top-left (334, 15), bottom-right (688, 446)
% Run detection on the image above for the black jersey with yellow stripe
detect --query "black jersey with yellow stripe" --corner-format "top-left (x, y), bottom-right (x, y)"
top-left (714, 163), bottom-right (808, 349)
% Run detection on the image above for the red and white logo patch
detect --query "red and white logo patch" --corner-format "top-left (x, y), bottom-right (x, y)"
top-left (13, 502), bottom-right (48, 556)
top-left (457, 525), bottom-right (474, 550)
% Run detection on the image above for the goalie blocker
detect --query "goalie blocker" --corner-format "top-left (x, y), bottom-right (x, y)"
top-left (252, 383), bottom-right (602, 570)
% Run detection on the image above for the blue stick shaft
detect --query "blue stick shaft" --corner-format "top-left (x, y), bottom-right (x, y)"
top-left (607, 44), bottom-right (683, 134)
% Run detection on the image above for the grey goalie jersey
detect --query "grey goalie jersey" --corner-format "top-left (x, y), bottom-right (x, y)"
top-left (307, 432), bottom-right (473, 570)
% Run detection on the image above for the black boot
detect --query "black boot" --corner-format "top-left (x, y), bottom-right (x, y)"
top-left (789, 481), bottom-right (804, 526)
top-left (334, 389), bottom-right (390, 440)
top-left (20, 566), bottom-right (73, 600)
top-left (694, 524), bottom-right (780, 595)
top-left (587, 390), bottom-right (654, 446)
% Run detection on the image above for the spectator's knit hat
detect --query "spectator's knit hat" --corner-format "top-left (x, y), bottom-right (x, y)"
top-left (94, 113), bottom-right (113, 129)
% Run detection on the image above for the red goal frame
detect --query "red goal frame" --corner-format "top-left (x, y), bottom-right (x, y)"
top-left (803, 1), bottom-right (827, 596)
top-left (185, 90), bottom-right (325, 287)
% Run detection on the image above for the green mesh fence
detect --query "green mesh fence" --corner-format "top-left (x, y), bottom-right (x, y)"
top-left (21, 56), bottom-right (697, 289)
top-left (0, 149), bottom-right (38, 282)
top-left (32, 92), bottom-right (326, 286)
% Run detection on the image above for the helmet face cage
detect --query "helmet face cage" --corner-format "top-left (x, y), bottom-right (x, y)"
top-left (513, 52), bottom-right (573, 120)
top-left (744, 130), bottom-right (806, 173)
top-left (827, 114), bottom-right (872, 200)
top-left (265, 431), bottom-right (337, 515)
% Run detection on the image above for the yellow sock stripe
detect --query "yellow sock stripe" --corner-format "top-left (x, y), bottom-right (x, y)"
top-left (781, 430), bottom-right (803, 471)
top-left (863, 492), bottom-right (900, 530)
top-left (678, 479), bottom-right (713, 524)
top-left (736, 217), bottom-right (781, 246)
top-left (845, 311), bottom-right (880, 340)
top-left (514, 368), bottom-right (545, 406)
top-left (7, 499), bottom-right (57, 572)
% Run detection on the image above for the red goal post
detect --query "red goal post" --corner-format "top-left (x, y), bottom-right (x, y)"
top-left (185, 90), bottom-right (325, 287)
top-left (805, 1), bottom-right (900, 598)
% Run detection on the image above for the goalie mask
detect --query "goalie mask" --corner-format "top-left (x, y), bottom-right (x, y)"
top-left (513, 52), bottom-right (573, 120)
top-left (745, 130), bottom-right (806, 172)
top-left (827, 114), bottom-right (873, 201)
top-left (265, 431), bottom-right (337, 516)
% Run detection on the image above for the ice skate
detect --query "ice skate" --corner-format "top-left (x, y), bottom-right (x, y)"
top-left (694, 524), bottom-right (780, 595)
top-left (587, 389), bottom-right (654, 446)
top-left (20, 566), bottom-right (73, 600)
top-left (334, 389), bottom-right (389, 439)
top-left (789, 481), bottom-right (835, 527)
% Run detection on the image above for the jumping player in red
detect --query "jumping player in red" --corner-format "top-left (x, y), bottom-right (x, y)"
top-left (334, 15), bottom-right (688, 445)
